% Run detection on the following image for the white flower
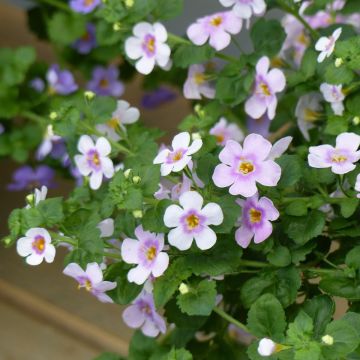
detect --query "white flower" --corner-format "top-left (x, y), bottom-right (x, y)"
top-left (164, 191), bottom-right (223, 250)
top-left (315, 27), bottom-right (342, 63)
top-left (26, 186), bottom-right (48, 209)
top-left (258, 338), bottom-right (276, 356)
top-left (96, 100), bottom-right (140, 141)
top-left (74, 135), bottom-right (115, 190)
top-left (36, 124), bottom-right (62, 160)
top-left (125, 22), bottom-right (171, 75)
top-left (219, 0), bottom-right (266, 20)
top-left (97, 218), bottom-right (114, 237)
top-left (355, 174), bottom-right (360, 198)
top-left (267, 136), bottom-right (293, 161)
top-left (16, 228), bottom-right (56, 266)
top-left (320, 83), bottom-right (345, 116)
top-left (295, 93), bottom-right (322, 141)
top-left (153, 132), bottom-right (202, 176)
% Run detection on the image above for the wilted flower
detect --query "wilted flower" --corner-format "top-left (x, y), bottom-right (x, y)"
top-left (153, 132), bottom-right (202, 176)
top-left (74, 135), bottom-right (115, 190)
top-left (308, 132), bottom-right (360, 174)
top-left (36, 125), bottom-right (62, 160)
top-left (245, 56), bottom-right (286, 120)
top-left (16, 228), bottom-right (55, 266)
top-left (209, 117), bottom-right (244, 146)
top-left (164, 191), bottom-right (223, 250)
top-left (235, 194), bottom-right (279, 248)
top-left (121, 225), bottom-right (169, 284)
top-left (70, 0), bottom-right (101, 13)
top-left (246, 114), bottom-right (271, 138)
top-left (125, 22), bottom-right (171, 75)
top-left (47, 64), bottom-right (78, 95)
top-left (320, 83), bottom-right (345, 116)
top-left (122, 291), bottom-right (166, 337)
top-left (141, 87), bottom-right (177, 109)
top-left (315, 27), bottom-right (342, 63)
top-left (212, 134), bottom-right (282, 197)
top-left (87, 65), bottom-right (124, 97)
top-left (183, 64), bottom-right (215, 100)
top-left (219, 0), bottom-right (266, 20)
top-left (187, 11), bottom-right (242, 51)
top-left (73, 23), bottom-right (97, 54)
top-left (63, 262), bottom-right (116, 303)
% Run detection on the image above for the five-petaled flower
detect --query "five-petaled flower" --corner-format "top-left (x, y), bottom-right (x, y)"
top-left (245, 56), bottom-right (286, 120)
top-left (125, 22), bottom-right (171, 75)
top-left (122, 291), bottom-right (166, 337)
top-left (73, 23), bottom-right (97, 54)
top-left (164, 191), bottom-right (223, 250)
top-left (183, 64), bottom-right (215, 100)
top-left (219, 0), bottom-right (266, 20)
top-left (235, 194), bottom-right (279, 248)
top-left (320, 83), bottom-right (345, 116)
top-left (121, 225), bottom-right (169, 285)
top-left (187, 11), bottom-right (242, 51)
top-left (212, 134), bottom-right (282, 197)
top-left (308, 132), bottom-right (360, 174)
top-left (74, 135), bottom-right (115, 190)
top-left (209, 117), bottom-right (244, 146)
top-left (87, 65), bottom-right (124, 97)
top-left (153, 132), bottom-right (203, 176)
top-left (46, 64), bottom-right (78, 95)
top-left (16, 228), bottom-right (56, 266)
top-left (315, 27), bottom-right (342, 63)
top-left (63, 262), bottom-right (117, 303)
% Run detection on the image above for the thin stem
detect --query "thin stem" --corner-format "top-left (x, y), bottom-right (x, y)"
top-left (103, 252), bottom-right (122, 260)
top-left (239, 259), bottom-right (271, 268)
top-left (215, 52), bottom-right (238, 63)
top-left (36, 0), bottom-right (71, 12)
top-left (338, 175), bottom-right (352, 198)
top-left (21, 110), bottom-right (47, 125)
top-left (50, 232), bottom-right (77, 247)
top-left (213, 307), bottom-right (249, 333)
top-left (302, 267), bottom-right (340, 274)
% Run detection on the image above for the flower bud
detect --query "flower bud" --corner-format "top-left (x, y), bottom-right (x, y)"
top-left (84, 91), bottom-right (95, 100)
top-left (322, 335), bottom-right (334, 345)
top-left (132, 210), bottom-right (143, 218)
top-left (2, 236), bottom-right (13, 247)
top-left (113, 22), bottom-right (122, 31)
top-left (132, 175), bottom-right (141, 184)
top-left (26, 193), bottom-right (35, 207)
top-left (179, 282), bottom-right (190, 294)
top-left (353, 116), bottom-right (360, 125)
top-left (335, 58), bottom-right (343, 67)
top-left (258, 338), bottom-right (276, 357)
top-left (49, 111), bottom-right (58, 120)
top-left (124, 0), bottom-right (134, 8)
top-left (192, 132), bottom-right (202, 141)
top-left (124, 169), bottom-right (132, 178)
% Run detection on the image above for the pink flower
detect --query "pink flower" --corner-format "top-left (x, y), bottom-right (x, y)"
top-left (122, 291), bottom-right (166, 337)
top-left (183, 64), bottom-right (215, 100)
top-left (63, 262), bottom-right (117, 303)
top-left (187, 11), bottom-right (242, 51)
top-left (219, 0), bottom-right (266, 20)
top-left (121, 225), bottom-right (169, 285)
top-left (315, 27), bottom-right (342, 63)
top-left (320, 83), bottom-right (345, 116)
top-left (212, 134), bottom-right (282, 197)
top-left (308, 132), bottom-right (360, 174)
top-left (245, 56), bottom-right (286, 120)
top-left (235, 194), bottom-right (279, 248)
top-left (210, 117), bottom-right (244, 146)
top-left (153, 132), bottom-right (202, 176)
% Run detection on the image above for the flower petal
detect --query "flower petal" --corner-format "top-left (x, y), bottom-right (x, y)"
top-left (172, 132), bottom-right (190, 150)
top-left (194, 227), bottom-right (217, 250)
top-left (168, 227), bottom-right (193, 250)
top-left (78, 135), bottom-right (94, 154)
top-left (152, 252), bottom-right (169, 277)
top-left (219, 140), bottom-right (242, 165)
top-left (179, 191), bottom-right (203, 210)
top-left (121, 238), bottom-right (140, 264)
top-left (164, 204), bottom-right (183, 228)
top-left (201, 203), bottom-right (224, 226)
top-left (128, 265), bottom-right (151, 285)
top-left (86, 262), bottom-right (103, 284)
top-left (243, 133), bottom-right (272, 161)
top-left (122, 305), bottom-right (145, 328)
top-left (254, 220), bottom-right (273, 244)
top-left (235, 225), bottom-right (253, 248)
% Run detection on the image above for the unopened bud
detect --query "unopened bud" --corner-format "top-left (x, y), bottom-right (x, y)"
top-left (49, 111), bottom-right (58, 120)
top-left (84, 91), bottom-right (95, 100)
top-left (132, 176), bottom-right (141, 184)
top-left (353, 116), bottom-right (360, 125)
top-left (124, 169), bottom-right (132, 178)
top-left (179, 283), bottom-right (190, 294)
top-left (335, 58), bottom-right (343, 67)
top-left (194, 104), bottom-right (205, 118)
top-left (2, 236), bottom-right (12, 247)
top-left (26, 194), bottom-right (35, 207)
top-left (192, 132), bottom-right (202, 141)
top-left (322, 335), bottom-right (334, 346)
top-left (132, 210), bottom-right (143, 218)
top-left (113, 22), bottom-right (122, 31)
top-left (124, 0), bottom-right (134, 7)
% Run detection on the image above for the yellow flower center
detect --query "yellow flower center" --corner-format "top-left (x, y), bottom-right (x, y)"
top-left (186, 214), bottom-right (200, 229)
top-left (194, 72), bottom-right (205, 85)
top-left (238, 161), bottom-right (254, 174)
top-left (215, 133), bottom-right (225, 144)
top-left (85, 0), bottom-right (94, 6)
top-left (143, 304), bottom-right (152, 314)
top-left (99, 78), bottom-right (109, 88)
top-left (304, 108), bottom-right (320, 122)
top-left (297, 32), bottom-right (309, 46)
top-left (260, 82), bottom-right (271, 96)
top-left (331, 154), bottom-right (347, 163)
top-left (147, 37), bottom-right (155, 53)
top-left (172, 150), bottom-right (183, 162)
top-left (249, 208), bottom-right (262, 223)
top-left (78, 279), bottom-right (92, 292)
top-left (32, 236), bottom-right (45, 252)
top-left (210, 16), bottom-right (223, 27)
top-left (107, 117), bottom-right (119, 129)
top-left (146, 246), bottom-right (157, 261)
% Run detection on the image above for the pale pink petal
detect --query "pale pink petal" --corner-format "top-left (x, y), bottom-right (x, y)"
top-left (267, 69), bottom-right (286, 93)
top-left (96, 137), bottom-right (111, 156)
top-left (142, 319), bottom-right (160, 337)
top-left (125, 37), bottom-right (143, 60)
top-left (187, 23), bottom-right (209, 46)
top-left (267, 98), bottom-right (278, 120)
top-left (160, 163), bottom-right (174, 176)
top-left (75, 155), bottom-right (92, 176)
top-left (254, 220), bottom-right (273, 243)
top-left (229, 177), bottom-right (258, 197)
top-left (44, 244), bottom-right (56, 263)
top-left (78, 135), bottom-right (94, 154)
top-left (331, 162), bottom-right (356, 175)
top-left (187, 139), bottom-right (203, 155)
top-left (172, 156), bottom-right (191, 172)
top-left (63, 263), bottom-right (85, 279)
top-left (235, 226), bottom-right (253, 248)
top-left (90, 171), bottom-right (103, 190)
top-left (136, 56), bottom-right (156, 75)
top-left (243, 133), bottom-right (272, 161)
top-left (26, 253), bottom-right (43, 266)
top-left (133, 22), bottom-right (153, 37)
top-left (245, 96), bottom-right (267, 119)
top-left (86, 263), bottom-right (103, 284)
top-left (336, 133), bottom-right (360, 153)
top-left (179, 191), bottom-right (204, 210)
top-left (172, 132), bottom-right (190, 150)
top-left (258, 197), bottom-right (279, 221)
top-left (233, 2), bottom-right (252, 18)
top-left (122, 305), bottom-right (145, 328)
top-left (219, 140), bottom-right (242, 165)
top-left (153, 149), bottom-right (170, 164)
top-left (101, 157), bottom-right (114, 179)
top-left (209, 30), bottom-right (231, 51)
top-left (153, 22), bottom-right (167, 42)
top-left (256, 160), bottom-right (281, 187)
top-left (16, 237), bottom-right (33, 257)
top-left (256, 56), bottom-right (270, 76)
top-left (315, 37), bottom-right (329, 51)
top-left (267, 136), bottom-right (292, 160)
top-left (212, 164), bottom-right (235, 187)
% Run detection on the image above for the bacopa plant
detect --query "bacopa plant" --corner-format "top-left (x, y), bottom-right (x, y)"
top-left (2, 0), bottom-right (360, 359)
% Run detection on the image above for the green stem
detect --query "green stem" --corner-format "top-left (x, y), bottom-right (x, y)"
top-left (22, 110), bottom-right (47, 125)
top-left (213, 307), bottom-right (249, 333)
top-left (302, 267), bottom-right (340, 274)
top-left (36, 0), bottom-right (71, 12)
top-left (215, 52), bottom-right (238, 63)
top-left (338, 175), bottom-right (352, 198)
top-left (50, 232), bottom-right (77, 247)
top-left (103, 252), bottom-right (122, 260)
top-left (239, 259), bottom-right (271, 268)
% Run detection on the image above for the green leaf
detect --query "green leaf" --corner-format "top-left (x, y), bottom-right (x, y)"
top-left (347, 93), bottom-right (360, 116)
top-left (142, 199), bottom-right (172, 233)
top-left (88, 96), bottom-right (117, 124)
top-left (340, 198), bottom-right (359, 218)
top-left (162, 347), bottom-right (193, 360)
top-left (247, 293), bottom-right (286, 341)
top-left (177, 280), bottom-right (216, 316)
top-left (196, 153), bottom-right (219, 185)
top-left (173, 44), bottom-right (215, 68)
top-left (36, 197), bottom-right (64, 227)
top-left (284, 210), bottom-right (326, 245)
top-left (7, 209), bottom-right (22, 242)
top-left (213, 195), bottom-right (239, 233)
top-left (153, 0), bottom-right (183, 20)
top-left (129, 331), bottom-right (157, 360)
top-left (285, 200), bottom-right (308, 217)
top-left (294, 343), bottom-right (321, 360)
top-left (325, 62), bottom-right (354, 85)
top-left (346, 246), bottom-right (360, 270)
top-left (250, 19), bottom-right (286, 57)
top-left (267, 246), bottom-right (292, 267)
top-left (324, 115), bottom-right (348, 135)
top-left (276, 155), bottom-right (303, 188)
top-left (94, 353), bottom-right (125, 360)
top-left (319, 272), bottom-right (360, 300)
top-left (335, 37), bottom-right (360, 71)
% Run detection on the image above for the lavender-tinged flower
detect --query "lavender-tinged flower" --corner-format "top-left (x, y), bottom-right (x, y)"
top-left (183, 64), bottom-right (215, 100)
top-left (63, 262), bottom-right (116, 303)
top-left (171, 174), bottom-right (192, 200)
top-left (122, 291), bottom-right (166, 337)
top-left (46, 64), bottom-right (78, 95)
top-left (87, 65), bottom-right (124, 97)
top-left (8, 165), bottom-right (55, 191)
top-left (74, 135), bottom-right (115, 190)
top-left (70, 0), bottom-right (101, 13)
top-left (73, 23), bottom-right (97, 54)
top-left (308, 132), bottom-right (360, 175)
top-left (97, 218), bottom-right (114, 238)
top-left (125, 22), bottom-right (171, 75)
top-left (164, 191), bottom-right (223, 251)
top-left (16, 228), bottom-right (55, 266)
top-left (154, 183), bottom-right (171, 200)
top-left (246, 114), bottom-right (271, 138)
top-left (121, 225), bottom-right (169, 284)
top-left (295, 93), bottom-right (323, 141)
top-left (258, 338), bottom-right (277, 357)
top-left (210, 117), bottom-right (244, 146)
top-left (187, 11), bottom-right (242, 51)
top-left (320, 83), bottom-right (345, 116)
top-left (235, 194), bottom-right (279, 248)
top-left (315, 27), bottom-right (342, 63)
top-left (36, 125), bottom-right (62, 160)
top-left (29, 77), bottom-right (45, 92)
top-left (245, 56), bottom-right (286, 120)
top-left (212, 134), bottom-right (282, 197)
top-left (141, 87), bottom-right (176, 109)
top-left (219, 0), bottom-right (266, 20)
top-left (153, 132), bottom-right (202, 176)
top-left (96, 100), bottom-right (140, 141)
top-left (267, 136), bottom-right (292, 161)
